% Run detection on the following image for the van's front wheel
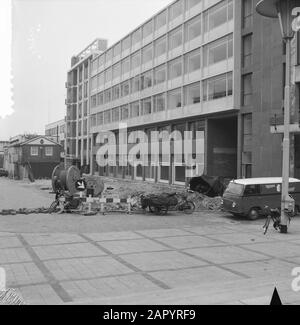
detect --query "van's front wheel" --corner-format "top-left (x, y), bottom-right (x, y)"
top-left (248, 208), bottom-right (260, 221)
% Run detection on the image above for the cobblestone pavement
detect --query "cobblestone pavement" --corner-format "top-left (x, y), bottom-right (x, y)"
top-left (1, 178), bottom-right (300, 305)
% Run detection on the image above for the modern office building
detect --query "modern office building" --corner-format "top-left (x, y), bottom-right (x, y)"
top-left (65, 0), bottom-right (300, 185)
top-left (45, 119), bottom-right (66, 149)
top-left (0, 141), bottom-right (9, 168)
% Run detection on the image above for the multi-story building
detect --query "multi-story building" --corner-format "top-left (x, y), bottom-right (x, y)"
top-left (65, 39), bottom-right (108, 168)
top-left (0, 141), bottom-right (9, 168)
top-left (45, 119), bottom-right (66, 149)
top-left (65, 0), bottom-right (300, 185)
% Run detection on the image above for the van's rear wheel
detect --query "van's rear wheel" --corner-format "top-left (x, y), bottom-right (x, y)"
top-left (248, 208), bottom-right (259, 221)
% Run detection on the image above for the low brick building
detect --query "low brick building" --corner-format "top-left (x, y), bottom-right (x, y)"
top-left (4, 135), bottom-right (62, 180)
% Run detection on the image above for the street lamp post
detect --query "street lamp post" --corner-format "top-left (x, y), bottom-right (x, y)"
top-left (256, 0), bottom-right (299, 233)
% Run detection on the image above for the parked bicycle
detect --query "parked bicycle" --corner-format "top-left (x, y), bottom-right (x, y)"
top-left (262, 206), bottom-right (294, 235)
top-left (48, 189), bottom-right (82, 214)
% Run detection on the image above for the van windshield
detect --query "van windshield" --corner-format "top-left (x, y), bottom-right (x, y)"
top-left (224, 182), bottom-right (244, 196)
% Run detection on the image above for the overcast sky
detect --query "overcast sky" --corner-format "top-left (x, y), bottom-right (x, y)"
top-left (0, 0), bottom-right (170, 140)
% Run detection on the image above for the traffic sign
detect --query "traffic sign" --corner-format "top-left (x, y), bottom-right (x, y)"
top-left (75, 179), bottom-right (87, 192)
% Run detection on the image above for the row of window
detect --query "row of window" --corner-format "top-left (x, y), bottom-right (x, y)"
top-left (30, 146), bottom-right (53, 156)
top-left (90, 72), bottom-right (232, 127)
top-left (91, 34), bottom-right (233, 101)
top-left (91, 0), bottom-right (233, 74)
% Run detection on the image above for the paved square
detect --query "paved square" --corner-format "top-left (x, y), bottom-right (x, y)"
top-left (84, 231), bottom-right (143, 242)
top-left (18, 284), bottom-right (63, 305)
top-left (61, 274), bottom-right (161, 302)
top-left (155, 235), bottom-right (224, 249)
top-left (206, 232), bottom-right (277, 245)
top-left (21, 233), bottom-right (86, 246)
top-left (121, 251), bottom-right (207, 271)
top-left (151, 266), bottom-right (244, 288)
top-left (136, 228), bottom-right (193, 238)
top-left (187, 225), bottom-right (237, 235)
top-left (0, 247), bottom-right (32, 264)
top-left (44, 256), bottom-right (133, 281)
top-left (98, 238), bottom-right (168, 255)
top-left (32, 243), bottom-right (106, 260)
top-left (184, 246), bottom-right (269, 264)
top-left (0, 236), bottom-right (23, 249)
top-left (241, 242), bottom-right (300, 258)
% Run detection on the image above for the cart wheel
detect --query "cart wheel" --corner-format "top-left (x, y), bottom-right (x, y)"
top-left (183, 201), bottom-right (195, 215)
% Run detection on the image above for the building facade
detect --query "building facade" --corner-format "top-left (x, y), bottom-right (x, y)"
top-left (65, 0), bottom-right (300, 185)
top-left (0, 141), bottom-right (9, 168)
top-left (45, 119), bottom-right (66, 149)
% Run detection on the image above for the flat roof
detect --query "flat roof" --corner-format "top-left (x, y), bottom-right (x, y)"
top-left (232, 178), bottom-right (300, 186)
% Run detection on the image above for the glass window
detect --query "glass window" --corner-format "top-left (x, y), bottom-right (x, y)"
top-left (131, 75), bottom-right (140, 93)
top-left (104, 88), bottom-right (112, 103)
top-left (130, 101), bottom-right (140, 118)
top-left (91, 114), bottom-right (97, 127)
top-left (142, 97), bottom-right (152, 115)
top-left (97, 112), bottom-right (103, 125)
top-left (45, 147), bottom-right (53, 156)
top-left (30, 147), bottom-right (38, 156)
top-left (121, 80), bottom-right (130, 97)
top-left (112, 107), bottom-right (120, 122)
top-left (203, 34), bottom-right (233, 66)
top-left (169, 26), bottom-right (183, 50)
top-left (98, 55), bottom-right (104, 68)
top-left (153, 93), bottom-right (165, 112)
top-left (185, 15), bottom-right (201, 41)
top-left (132, 29), bottom-right (141, 46)
top-left (170, 0), bottom-right (183, 21)
top-left (131, 51), bottom-right (141, 69)
top-left (169, 57), bottom-right (182, 79)
top-left (91, 95), bottom-right (97, 108)
top-left (242, 73), bottom-right (252, 106)
top-left (112, 85), bottom-right (120, 100)
top-left (105, 67), bottom-right (112, 83)
top-left (97, 72), bottom-right (104, 88)
top-left (121, 104), bottom-right (129, 120)
top-left (204, 0), bottom-right (233, 32)
top-left (97, 92), bottom-right (104, 106)
top-left (155, 36), bottom-right (167, 57)
top-left (91, 76), bottom-right (97, 92)
top-left (105, 49), bottom-right (113, 62)
top-left (113, 42), bottom-right (121, 57)
top-left (243, 0), bottom-right (253, 29)
top-left (121, 57), bottom-right (130, 75)
top-left (143, 20), bottom-right (153, 38)
top-left (184, 49), bottom-right (201, 73)
top-left (142, 45), bottom-right (153, 64)
top-left (185, 82), bottom-right (200, 105)
top-left (154, 65), bottom-right (166, 85)
top-left (186, 0), bottom-right (202, 10)
top-left (122, 36), bottom-right (131, 52)
top-left (168, 88), bottom-right (182, 109)
top-left (141, 70), bottom-right (152, 90)
top-left (203, 72), bottom-right (232, 101)
top-left (112, 63), bottom-right (120, 80)
top-left (242, 34), bottom-right (252, 68)
top-left (155, 10), bottom-right (167, 30)
top-left (104, 110), bottom-right (111, 124)
top-left (92, 60), bottom-right (98, 74)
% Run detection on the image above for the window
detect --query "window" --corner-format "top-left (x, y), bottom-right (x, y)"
top-left (105, 68), bottom-right (112, 83)
top-left (45, 147), bottom-right (53, 156)
top-left (131, 76), bottom-right (140, 93)
top-left (112, 85), bottom-right (120, 101)
top-left (97, 92), bottom-right (104, 106)
top-left (91, 95), bottom-right (97, 108)
top-left (130, 101), bottom-right (140, 117)
top-left (30, 147), bottom-right (38, 156)
top-left (170, 0), bottom-right (183, 21)
top-left (154, 65), bottom-right (166, 85)
top-left (113, 42), bottom-right (121, 58)
top-left (185, 49), bottom-right (201, 73)
top-left (98, 55), bottom-right (104, 68)
top-left (168, 88), bottom-right (182, 109)
top-left (84, 101), bottom-right (88, 116)
top-left (155, 10), bottom-right (167, 30)
top-left (185, 15), bottom-right (201, 41)
top-left (112, 63), bottom-right (120, 80)
top-left (131, 51), bottom-right (141, 69)
top-left (169, 27), bottom-right (183, 50)
top-left (104, 88), bottom-right (112, 103)
top-left (204, 0), bottom-right (233, 32)
top-left (143, 20), bottom-right (153, 38)
top-left (121, 57), bottom-right (130, 75)
top-left (153, 93), bottom-right (165, 112)
top-left (185, 82), bottom-right (200, 105)
top-left (121, 80), bottom-right (130, 97)
top-left (203, 34), bottom-right (233, 66)
top-left (242, 73), bottom-right (253, 106)
top-left (141, 70), bottom-right (152, 90)
top-left (186, 0), bottom-right (202, 10)
top-left (104, 110), bottom-right (111, 124)
top-left (92, 60), bottom-right (98, 74)
top-left (202, 72), bottom-right (232, 101)
top-left (243, 0), bottom-right (253, 29)
top-left (122, 36), bottom-right (131, 52)
top-left (244, 184), bottom-right (260, 196)
top-left (91, 76), bottom-right (97, 92)
top-left (105, 49), bottom-right (113, 62)
top-left (111, 107), bottom-right (119, 122)
top-left (132, 29), bottom-right (141, 46)
top-left (121, 105), bottom-right (129, 120)
top-left (91, 114), bottom-right (97, 127)
top-left (142, 45), bottom-right (153, 64)
top-left (242, 34), bottom-right (252, 68)
top-left (97, 72), bottom-right (104, 87)
top-left (154, 36), bottom-right (167, 57)
top-left (142, 97), bottom-right (152, 115)
top-left (169, 57), bottom-right (182, 79)
top-left (97, 112), bottom-right (103, 125)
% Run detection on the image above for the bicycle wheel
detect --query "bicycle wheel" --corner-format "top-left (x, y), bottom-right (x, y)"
top-left (183, 201), bottom-right (195, 215)
top-left (48, 201), bottom-right (59, 213)
top-left (263, 215), bottom-right (271, 235)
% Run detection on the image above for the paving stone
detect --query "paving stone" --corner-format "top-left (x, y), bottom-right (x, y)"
top-left (98, 238), bottom-right (167, 255)
top-left (206, 232), bottom-right (277, 245)
top-left (151, 266), bottom-right (244, 289)
top-left (0, 248), bottom-right (32, 264)
top-left (136, 228), bottom-right (193, 238)
top-left (184, 246), bottom-right (268, 265)
top-left (121, 251), bottom-right (207, 272)
top-left (2, 262), bottom-right (46, 287)
top-left (61, 274), bottom-right (161, 302)
top-left (83, 231), bottom-right (143, 242)
top-left (21, 233), bottom-right (86, 246)
top-left (187, 226), bottom-right (237, 235)
top-left (155, 235), bottom-right (224, 250)
top-left (44, 256), bottom-right (133, 281)
top-left (0, 232), bottom-right (15, 237)
top-left (241, 242), bottom-right (300, 259)
top-left (32, 243), bottom-right (106, 260)
top-left (0, 236), bottom-right (23, 248)
top-left (18, 284), bottom-right (63, 305)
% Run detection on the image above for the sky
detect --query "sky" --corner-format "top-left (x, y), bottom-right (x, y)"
top-left (0, 0), bottom-right (171, 141)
